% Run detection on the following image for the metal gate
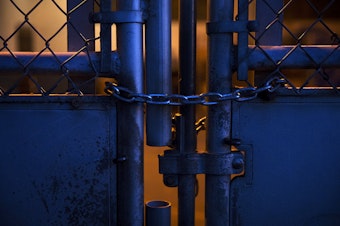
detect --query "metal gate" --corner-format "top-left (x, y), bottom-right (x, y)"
top-left (0, 1), bottom-right (141, 225)
top-left (229, 1), bottom-right (340, 225)
top-left (1, 0), bottom-right (340, 226)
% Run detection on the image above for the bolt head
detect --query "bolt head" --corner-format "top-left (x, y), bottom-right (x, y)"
top-left (232, 158), bottom-right (244, 170)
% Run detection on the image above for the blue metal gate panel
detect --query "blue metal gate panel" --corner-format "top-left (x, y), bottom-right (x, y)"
top-left (230, 96), bottom-right (340, 225)
top-left (0, 97), bottom-right (116, 226)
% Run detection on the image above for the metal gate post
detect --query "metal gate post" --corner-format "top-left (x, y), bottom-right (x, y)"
top-left (206, 0), bottom-right (234, 225)
top-left (116, 0), bottom-right (144, 225)
top-left (178, 0), bottom-right (197, 225)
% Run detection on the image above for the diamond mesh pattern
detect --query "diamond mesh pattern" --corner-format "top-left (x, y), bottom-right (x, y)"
top-left (2, 1), bottom-right (340, 96)
top-left (0, 0), bottom-right (103, 95)
top-left (241, 0), bottom-right (340, 93)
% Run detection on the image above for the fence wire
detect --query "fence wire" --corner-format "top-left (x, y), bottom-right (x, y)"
top-left (1, 1), bottom-right (340, 97)
top-left (240, 0), bottom-right (340, 94)
top-left (0, 0), bottom-right (105, 96)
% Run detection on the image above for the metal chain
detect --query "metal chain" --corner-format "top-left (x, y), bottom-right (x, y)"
top-left (104, 77), bottom-right (286, 105)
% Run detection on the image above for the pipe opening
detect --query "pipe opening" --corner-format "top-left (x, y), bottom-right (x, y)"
top-left (145, 200), bottom-right (171, 226)
top-left (146, 200), bottom-right (171, 208)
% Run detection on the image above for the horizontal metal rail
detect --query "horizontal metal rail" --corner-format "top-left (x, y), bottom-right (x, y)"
top-left (248, 45), bottom-right (340, 70)
top-left (0, 52), bottom-right (119, 75)
top-left (0, 95), bottom-right (113, 106)
top-left (1, 46), bottom-right (339, 75)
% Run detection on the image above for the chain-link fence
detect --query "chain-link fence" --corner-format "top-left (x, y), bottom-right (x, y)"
top-left (239, 0), bottom-right (340, 95)
top-left (1, 0), bottom-right (340, 97)
top-left (0, 0), bottom-right (115, 96)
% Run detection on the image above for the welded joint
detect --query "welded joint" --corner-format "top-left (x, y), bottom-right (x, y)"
top-left (206, 20), bottom-right (258, 34)
top-left (159, 150), bottom-right (244, 187)
top-left (90, 10), bottom-right (145, 24)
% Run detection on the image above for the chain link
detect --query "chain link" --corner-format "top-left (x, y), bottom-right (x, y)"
top-left (104, 77), bottom-right (286, 105)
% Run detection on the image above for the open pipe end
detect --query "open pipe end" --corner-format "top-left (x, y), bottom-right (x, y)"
top-left (145, 200), bottom-right (171, 226)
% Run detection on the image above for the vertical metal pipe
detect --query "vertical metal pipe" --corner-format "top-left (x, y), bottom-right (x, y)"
top-left (206, 0), bottom-right (234, 225)
top-left (145, 0), bottom-right (172, 146)
top-left (178, 0), bottom-right (197, 226)
top-left (116, 0), bottom-right (144, 225)
top-left (237, 0), bottom-right (249, 81)
top-left (145, 200), bottom-right (171, 226)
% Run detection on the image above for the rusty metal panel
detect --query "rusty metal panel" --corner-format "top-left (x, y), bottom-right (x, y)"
top-left (0, 97), bottom-right (116, 226)
top-left (231, 96), bottom-right (340, 225)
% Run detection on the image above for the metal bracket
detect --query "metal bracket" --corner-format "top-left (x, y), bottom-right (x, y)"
top-left (206, 20), bottom-right (258, 34)
top-left (159, 150), bottom-right (244, 187)
top-left (91, 10), bottom-right (144, 24)
top-left (90, 9), bottom-right (144, 73)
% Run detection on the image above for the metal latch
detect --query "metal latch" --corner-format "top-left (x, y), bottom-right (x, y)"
top-left (159, 150), bottom-right (244, 187)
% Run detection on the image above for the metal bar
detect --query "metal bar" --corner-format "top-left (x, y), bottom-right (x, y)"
top-left (248, 45), bottom-right (340, 70)
top-left (100, 0), bottom-right (112, 73)
top-left (145, 0), bottom-right (172, 146)
top-left (0, 95), bottom-right (114, 103)
top-left (0, 52), bottom-right (119, 75)
top-left (159, 152), bottom-right (244, 175)
top-left (237, 0), bottom-right (249, 80)
top-left (1, 46), bottom-right (339, 75)
top-left (178, 0), bottom-right (197, 225)
top-left (116, 0), bottom-right (144, 225)
top-left (206, 0), bottom-right (234, 225)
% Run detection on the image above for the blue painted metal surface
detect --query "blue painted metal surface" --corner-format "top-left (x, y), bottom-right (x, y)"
top-left (230, 95), bottom-right (340, 225)
top-left (145, 0), bottom-right (172, 146)
top-left (115, 0), bottom-right (145, 225)
top-left (0, 52), bottom-right (120, 75)
top-left (1, 1), bottom-right (340, 225)
top-left (205, 0), bottom-right (234, 225)
top-left (178, 1), bottom-right (197, 225)
top-left (0, 97), bottom-right (116, 226)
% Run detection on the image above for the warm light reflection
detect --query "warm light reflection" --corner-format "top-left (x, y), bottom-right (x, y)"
top-left (0, 0), bottom-right (67, 52)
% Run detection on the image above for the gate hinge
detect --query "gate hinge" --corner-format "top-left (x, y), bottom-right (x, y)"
top-left (159, 150), bottom-right (244, 187)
